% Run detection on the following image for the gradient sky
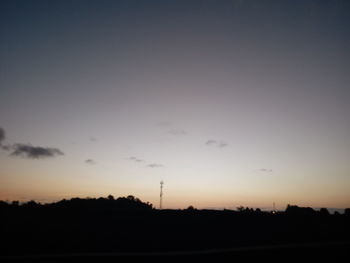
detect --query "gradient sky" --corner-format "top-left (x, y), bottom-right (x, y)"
top-left (1, 0), bottom-right (350, 210)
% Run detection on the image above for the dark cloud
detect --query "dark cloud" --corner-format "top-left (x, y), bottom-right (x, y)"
top-left (10, 144), bottom-right (64, 159)
top-left (0, 127), bottom-right (64, 159)
top-left (0, 127), bottom-right (11, 150)
top-left (147, 163), bottom-right (163, 168)
top-left (0, 127), bottom-right (5, 144)
top-left (89, 137), bottom-right (97, 142)
top-left (1, 144), bottom-right (11, 151)
top-left (85, 159), bottom-right (96, 165)
top-left (205, 139), bottom-right (228, 148)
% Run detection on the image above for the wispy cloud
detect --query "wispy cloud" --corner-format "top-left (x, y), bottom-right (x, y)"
top-left (168, 129), bottom-right (187, 136)
top-left (85, 159), bottom-right (96, 165)
top-left (10, 144), bottom-right (64, 159)
top-left (128, 156), bottom-right (163, 168)
top-left (155, 121), bottom-right (187, 136)
top-left (205, 139), bottom-right (228, 148)
top-left (128, 156), bottom-right (144, 162)
top-left (147, 163), bottom-right (163, 168)
top-left (206, 139), bottom-right (217, 145)
top-left (218, 142), bottom-right (228, 148)
top-left (257, 168), bottom-right (273, 173)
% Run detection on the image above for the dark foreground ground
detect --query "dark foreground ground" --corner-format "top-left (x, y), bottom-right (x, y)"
top-left (1, 242), bottom-right (349, 262)
top-left (1, 198), bottom-right (349, 262)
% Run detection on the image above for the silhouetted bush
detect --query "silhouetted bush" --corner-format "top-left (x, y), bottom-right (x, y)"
top-left (22, 200), bottom-right (39, 208)
top-left (236, 206), bottom-right (245, 212)
top-left (285, 204), bottom-right (316, 216)
top-left (319, 208), bottom-right (330, 216)
top-left (11, 201), bottom-right (19, 207)
top-left (185, 205), bottom-right (196, 211)
top-left (0, 200), bottom-right (9, 208)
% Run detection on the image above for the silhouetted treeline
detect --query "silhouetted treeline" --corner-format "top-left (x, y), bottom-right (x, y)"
top-left (1, 195), bottom-right (350, 259)
top-left (1, 197), bottom-right (348, 215)
top-left (0, 195), bottom-right (152, 211)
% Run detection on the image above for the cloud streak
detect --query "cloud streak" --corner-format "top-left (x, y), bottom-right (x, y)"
top-left (127, 156), bottom-right (163, 168)
top-left (168, 129), bottom-right (187, 136)
top-left (85, 159), bottom-right (96, 165)
top-left (205, 139), bottom-right (228, 148)
top-left (155, 121), bottom-right (187, 136)
top-left (10, 144), bottom-right (64, 159)
top-left (257, 168), bottom-right (273, 173)
top-left (128, 156), bottom-right (144, 162)
top-left (147, 163), bottom-right (163, 168)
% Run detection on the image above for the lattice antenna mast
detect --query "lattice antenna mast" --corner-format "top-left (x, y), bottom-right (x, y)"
top-left (160, 180), bottom-right (164, 210)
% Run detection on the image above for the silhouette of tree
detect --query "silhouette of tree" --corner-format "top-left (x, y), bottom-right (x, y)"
top-left (244, 207), bottom-right (254, 213)
top-left (319, 208), bottom-right (330, 216)
top-left (237, 206), bottom-right (244, 212)
top-left (186, 205), bottom-right (196, 211)
top-left (146, 202), bottom-right (153, 209)
top-left (127, 195), bottom-right (135, 201)
top-left (23, 200), bottom-right (39, 208)
top-left (285, 204), bottom-right (316, 216)
top-left (107, 195), bottom-right (114, 201)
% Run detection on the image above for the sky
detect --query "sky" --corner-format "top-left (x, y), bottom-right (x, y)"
top-left (1, 0), bottom-right (350, 210)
